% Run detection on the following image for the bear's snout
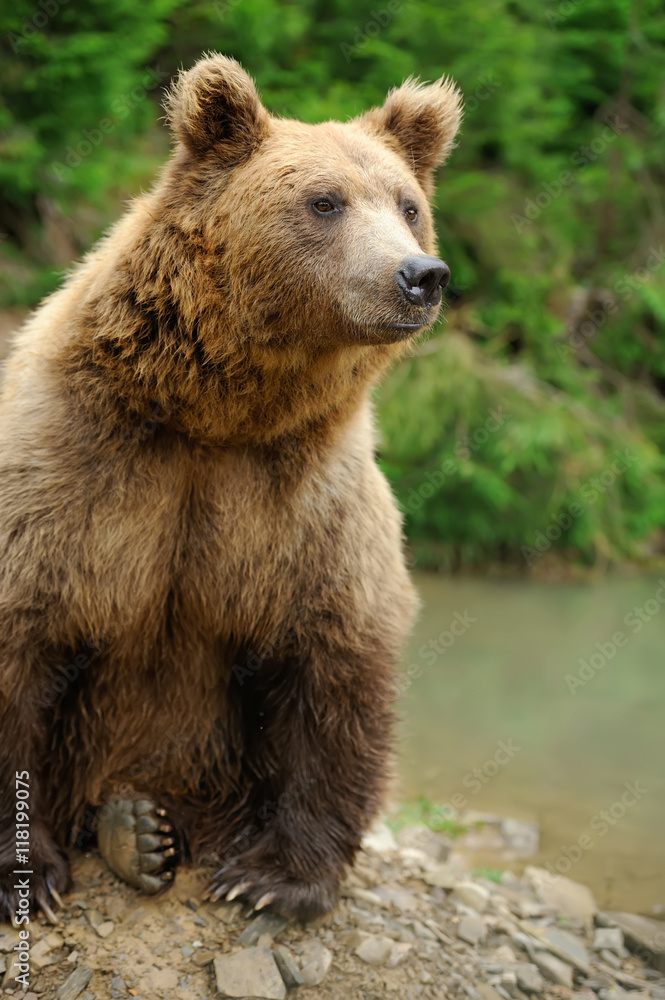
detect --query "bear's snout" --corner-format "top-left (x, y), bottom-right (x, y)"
top-left (395, 255), bottom-right (450, 308)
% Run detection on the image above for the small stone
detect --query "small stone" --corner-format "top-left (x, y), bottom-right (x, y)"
top-left (422, 866), bottom-right (459, 890)
top-left (409, 919), bottom-right (438, 941)
top-left (594, 928), bottom-right (624, 953)
top-left (257, 933), bottom-right (273, 948)
top-left (0, 929), bottom-right (20, 953)
top-left (273, 945), bottom-right (304, 988)
top-left (85, 909), bottom-right (104, 929)
top-left (600, 949), bottom-right (622, 969)
top-left (476, 986), bottom-right (504, 1000)
top-left (372, 885), bottom-right (420, 912)
top-left (67, 951), bottom-right (81, 964)
top-left (300, 939), bottom-right (333, 986)
top-left (601, 912), bottom-right (665, 974)
top-left (533, 951), bottom-right (574, 989)
top-left (54, 966), bottom-right (94, 1000)
top-left (396, 824), bottom-right (451, 861)
top-left (191, 950), bottom-right (216, 967)
top-left (526, 866), bottom-right (597, 924)
top-left (453, 882), bottom-right (490, 913)
top-left (185, 898), bottom-right (199, 911)
top-left (2, 953), bottom-right (23, 990)
top-left (213, 947), bottom-right (285, 999)
top-left (30, 938), bottom-right (59, 969)
top-left (193, 914), bottom-right (208, 927)
top-left (214, 902), bottom-right (243, 923)
top-left (94, 921), bottom-right (115, 939)
top-left (181, 947), bottom-right (194, 958)
top-left (500, 818), bottom-right (540, 857)
top-left (515, 962), bottom-right (544, 993)
top-left (354, 935), bottom-right (393, 967)
top-left (386, 942), bottom-right (413, 968)
top-left (345, 887), bottom-right (383, 907)
top-left (542, 926), bottom-right (590, 971)
top-left (44, 932), bottom-right (64, 949)
top-left (457, 916), bottom-right (487, 946)
top-left (235, 913), bottom-right (290, 947)
top-left (361, 820), bottom-right (398, 855)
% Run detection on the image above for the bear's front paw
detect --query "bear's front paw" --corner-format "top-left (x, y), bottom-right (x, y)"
top-left (0, 834), bottom-right (69, 925)
top-left (206, 854), bottom-right (339, 921)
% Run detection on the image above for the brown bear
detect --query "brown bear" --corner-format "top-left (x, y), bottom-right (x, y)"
top-left (0, 54), bottom-right (462, 923)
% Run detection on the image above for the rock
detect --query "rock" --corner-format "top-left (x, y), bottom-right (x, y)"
top-left (54, 966), bottom-right (95, 1000)
top-left (422, 865), bottom-right (460, 890)
top-left (273, 945), bottom-right (304, 988)
top-left (533, 951), bottom-right (574, 989)
top-left (500, 818), bottom-right (540, 857)
top-left (354, 934), bottom-right (394, 967)
top-left (600, 948), bottom-right (622, 968)
top-left (85, 908), bottom-right (105, 928)
top-left (453, 882), bottom-right (490, 913)
top-left (30, 937), bottom-right (60, 969)
top-left (362, 820), bottom-right (398, 855)
top-left (191, 949), bottom-right (217, 967)
top-left (476, 986), bottom-right (504, 1000)
top-left (396, 824), bottom-right (451, 861)
top-left (235, 912), bottom-right (291, 947)
top-left (299, 939), bottom-right (333, 986)
top-left (594, 928), bottom-right (624, 953)
top-left (0, 928), bottom-right (20, 952)
top-left (95, 920), bottom-right (115, 938)
top-left (386, 942), bottom-right (413, 968)
top-left (2, 953), bottom-right (23, 990)
top-left (526, 866), bottom-right (597, 924)
top-left (213, 946), bottom-right (286, 999)
top-left (345, 886), bottom-right (383, 907)
top-left (601, 913), bottom-right (665, 974)
top-left (372, 884), bottom-right (420, 912)
top-left (214, 902), bottom-right (243, 923)
top-left (408, 919), bottom-right (438, 941)
top-left (542, 926), bottom-right (590, 971)
top-left (457, 916), bottom-right (487, 946)
top-left (515, 962), bottom-right (545, 993)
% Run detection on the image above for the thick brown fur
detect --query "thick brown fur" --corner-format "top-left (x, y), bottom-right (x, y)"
top-left (0, 55), bottom-right (462, 921)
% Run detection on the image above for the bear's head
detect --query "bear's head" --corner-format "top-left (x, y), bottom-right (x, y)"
top-left (163, 55), bottom-right (462, 351)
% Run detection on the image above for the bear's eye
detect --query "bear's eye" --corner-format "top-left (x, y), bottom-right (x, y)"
top-left (312, 199), bottom-right (336, 214)
top-left (405, 206), bottom-right (418, 222)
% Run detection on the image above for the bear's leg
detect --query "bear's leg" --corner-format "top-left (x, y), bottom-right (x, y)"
top-left (96, 797), bottom-right (178, 894)
top-left (0, 655), bottom-right (70, 924)
top-left (205, 638), bottom-right (396, 919)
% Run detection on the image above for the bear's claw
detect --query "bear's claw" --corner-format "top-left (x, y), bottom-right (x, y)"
top-left (205, 855), bottom-right (338, 920)
top-left (97, 797), bottom-right (179, 894)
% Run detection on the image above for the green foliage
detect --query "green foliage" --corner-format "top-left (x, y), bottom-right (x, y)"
top-left (1, 0), bottom-right (664, 569)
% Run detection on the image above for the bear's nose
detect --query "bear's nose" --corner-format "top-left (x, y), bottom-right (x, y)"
top-left (395, 255), bottom-right (451, 307)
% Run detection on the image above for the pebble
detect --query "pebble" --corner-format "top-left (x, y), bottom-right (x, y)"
top-left (54, 965), bottom-right (94, 1000)
top-left (533, 951), bottom-right (574, 988)
top-left (354, 934), bottom-right (394, 967)
top-left (94, 921), bottom-right (115, 938)
top-left (526, 866), bottom-right (597, 924)
top-left (299, 938), bottom-right (333, 985)
top-left (361, 820), bottom-right (398, 855)
top-left (453, 883), bottom-right (491, 914)
top-left (515, 962), bottom-right (545, 993)
top-left (273, 945), bottom-right (304, 988)
top-left (601, 912), bottom-right (665, 974)
top-left (594, 928), bottom-right (624, 953)
top-left (386, 942), bottom-right (413, 968)
top-left (396, 824), bottom-right (451, 862)
top-left (458, 917), bottom-right (487, 946)
top-left (213, 946), bottom-right (286, 999)
top-left (542, 925), bottom-right (590, 971)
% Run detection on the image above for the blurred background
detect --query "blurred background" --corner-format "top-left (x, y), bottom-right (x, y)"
top-left (1, 0), bottom-right (663, 913)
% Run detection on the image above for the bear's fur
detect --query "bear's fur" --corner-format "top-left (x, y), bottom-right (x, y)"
top-left (0, 55), bottom-right (462, 920)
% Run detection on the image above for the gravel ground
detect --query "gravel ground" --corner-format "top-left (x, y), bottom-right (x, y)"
top-left (1, 817), bottom-right (664, 1000)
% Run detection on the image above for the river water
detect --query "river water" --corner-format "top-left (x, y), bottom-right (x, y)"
top-left (398, 571), bottom-right (665, 914)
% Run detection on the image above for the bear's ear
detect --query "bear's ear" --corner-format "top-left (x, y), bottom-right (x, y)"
top-left (362, 77), bottom-right (463, 193)
top-left (165, 53), bottom-right (270, 162)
